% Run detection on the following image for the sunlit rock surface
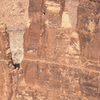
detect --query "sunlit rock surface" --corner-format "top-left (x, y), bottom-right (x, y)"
top-left (0, 0), bottom-right (100, 100)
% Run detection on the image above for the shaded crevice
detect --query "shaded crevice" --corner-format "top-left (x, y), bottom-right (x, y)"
top-left (10, 57), bottom-right (20, 69)
top-left (13, 63), bottom-right (20, 69)
top-left (60, 0), bottom-right (65, 17)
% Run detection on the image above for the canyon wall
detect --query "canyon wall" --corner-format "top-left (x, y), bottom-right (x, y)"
top-left (0, 0), bottom-right (100, 100)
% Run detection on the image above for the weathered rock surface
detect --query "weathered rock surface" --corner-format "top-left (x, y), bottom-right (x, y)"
top-left (20, 0), bottom-right (100, 100)
top-left (0, 22), bottom-right (12, 100)
top-left (78, 0), bottom-right (100, 71)
top-left (0, 0), bottom-right (29, 64)
top-left (0, 0), bottom-right (100, 100)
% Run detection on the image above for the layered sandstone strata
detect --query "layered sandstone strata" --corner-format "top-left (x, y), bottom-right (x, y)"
top-left (17, 0), bottom-right (100, 100)
top-left (0, 0), bottom-right (100, 100)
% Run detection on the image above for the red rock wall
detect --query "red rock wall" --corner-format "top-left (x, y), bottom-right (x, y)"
top-left (0, 0), bottom-right (100, 100)
top-left (0, 23), bottom-right (12, 100)
top-left (19, 0), bottom-right (100, 100)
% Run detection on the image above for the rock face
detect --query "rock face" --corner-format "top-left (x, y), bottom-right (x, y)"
top-left (0, 0), bottom-right (29, 64)
top-left (0, 0), bottom-right (100, 100)
top-left (0, 22), bottom-right (12, 100)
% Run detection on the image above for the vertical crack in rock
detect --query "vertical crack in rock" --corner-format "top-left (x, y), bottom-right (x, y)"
top-left (0, 0), bottom-right (29, 65)
top-left (0, 1), bottom-right (29, 99)
top-left (0, 20), bottom-right (21, 100)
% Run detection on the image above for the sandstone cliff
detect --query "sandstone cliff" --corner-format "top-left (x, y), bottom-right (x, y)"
top-left (0, 0), bottom-right (100, 100)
